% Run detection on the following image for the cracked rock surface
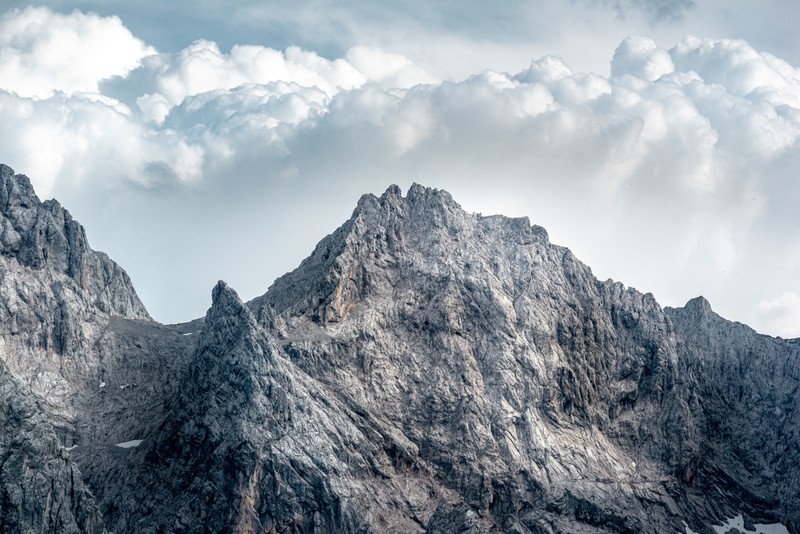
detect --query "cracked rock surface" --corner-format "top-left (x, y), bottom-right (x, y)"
top-left (0, 359), bottom-right (103, 534)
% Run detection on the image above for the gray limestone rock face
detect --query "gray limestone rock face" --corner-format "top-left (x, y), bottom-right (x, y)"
top-left (249, 184), bottom-right (798, 533)
top-left (0, 164), bottom-right (155, 430)
top-left (0, 164), bottom-right (149, 320)
top-left (0, 360), bottom-right (103, 534)
top-left (0, 167), bottom-right (797, 534)
top-left (0, 165), bottom-right (190, 533)
top-left (666, 298), bottom-right (800, 533)
top-left (90, 281), bottom-right (450, 533)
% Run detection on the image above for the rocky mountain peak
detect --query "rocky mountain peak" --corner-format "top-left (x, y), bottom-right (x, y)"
top-left (245, 183), bottom-right (799, 532)
top-left (665, 295), bottom-right (749, 341)
top-left (261, 183), bottom-right (554, 325)
top-left (682, 295), bottom-right (713, 316)
top-left (0, 163), bottom-right (39, 210)
top-left (199, 280), bottom-right (263, 355)
top-left (379, 182), bottom-right (403, 202)
top-left (352, 183), bottom-right (462, 225)
top-left (352, 186), bottom-right (405, 222)
top-left (0, 163), bottom-right (149, 320)
top-left (209, 279), bottom-right (250, 321)
top-left (1, 163), bottom-right (84, 272)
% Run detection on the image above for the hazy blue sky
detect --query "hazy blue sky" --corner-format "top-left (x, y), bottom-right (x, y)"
top-left (1, 1), bottom-right (799, 337)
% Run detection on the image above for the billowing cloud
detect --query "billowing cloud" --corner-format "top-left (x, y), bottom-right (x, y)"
top-left (0, 91), bottom-right (205, 196)
top-left (135, 41), bottom-right (366, 124)
top-left (0, 6), bottom-right (798, 339)
top-left (0, 7), bottom-right (154, 97)
top-left (344, 46), bottom-right (438, 89)
top-left (611, 36), bottom-right (675, 80)
top-left (129, 40), bottom-right (437, 125)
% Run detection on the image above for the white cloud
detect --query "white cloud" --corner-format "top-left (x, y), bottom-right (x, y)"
top-left (0, 7), bottom-right (154, 97)
top-left (611, 36), bottom-right (675, 81)
top-left (129, 41), bottom-right (438, 126)
top-left (144, 40), bottom-right (366, 108)
top-left (0, 90), bottom-right (204, 196)
top-left (0, 6), bottom-right (799, 338)
top-left (671, 36), bottom-right (800, 105)
top-left (344, 45), bottom-right (438, 89)
top-left (756, 293), bottom-right (800, 339)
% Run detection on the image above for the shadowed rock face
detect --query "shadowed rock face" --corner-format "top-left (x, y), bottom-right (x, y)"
top-left (666, 299), bottom-right (800, 531)
top-left (0, 360), bottom-right (103, 534)
top-left (0, 166), bottom-right (797, 533)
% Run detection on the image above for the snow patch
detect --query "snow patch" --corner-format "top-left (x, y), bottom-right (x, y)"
top-left (65, 445), bottom-right (77, 451)
top-left (712, 514), bottom-right (789, 534)
top-left (182, 332), bottom-right (194, 336)
top-left (99, 381), bottom-right (106, 388)
top-left (115, 439), bottom-right (143, 448)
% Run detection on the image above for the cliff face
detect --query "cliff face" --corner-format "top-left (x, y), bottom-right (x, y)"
top-left (92, 281), bottom-right (450, 534)
top-left (250, 185), bottom-right (691, 532)
top-left (666, 299), bottom-right (800, 530)
top-left (0, 167), bottom-right (796, 533)
top-left (0, 165), bottom-right (148, 320)
top-left (0, 360), bottom-right (103, 534)
top-left (0, 164), bottom-right (155, 422)
top-left (0, 165), bottom-right (194, 533)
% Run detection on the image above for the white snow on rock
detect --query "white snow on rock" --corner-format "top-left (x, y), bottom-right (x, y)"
top-left (711, 514), bottom-right (789, 534)
top-left (115, 439), bottom-right (143, 448)
top-left (686, 514), bottom-right (789, 534)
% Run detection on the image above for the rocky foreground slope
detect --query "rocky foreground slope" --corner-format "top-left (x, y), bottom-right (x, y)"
top-left (0, 165), bottom-right (796, 533)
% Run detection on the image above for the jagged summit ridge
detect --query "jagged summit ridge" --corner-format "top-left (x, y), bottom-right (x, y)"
top-left (354, 183), bottom-right (549, 242)
top-left (257, 183), bottom-right (551, 325)
top-left (355, 182), bottom-right (460, 212)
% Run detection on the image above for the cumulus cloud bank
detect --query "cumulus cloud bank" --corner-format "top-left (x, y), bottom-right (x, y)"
top-left (0, 6), bottom-right (798, 338)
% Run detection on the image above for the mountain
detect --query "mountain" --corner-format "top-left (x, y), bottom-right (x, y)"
top-left (0, 165), bottom-right (796, 533)
top-left (0, 164), bottom-right (194, 533)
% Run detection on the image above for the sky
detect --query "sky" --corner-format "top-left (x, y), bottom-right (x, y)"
top-left (0, 1), bottom-right (799, 337)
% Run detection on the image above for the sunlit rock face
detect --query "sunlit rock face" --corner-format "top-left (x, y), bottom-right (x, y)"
top-left (0, 165), bottom-right (796, 533)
